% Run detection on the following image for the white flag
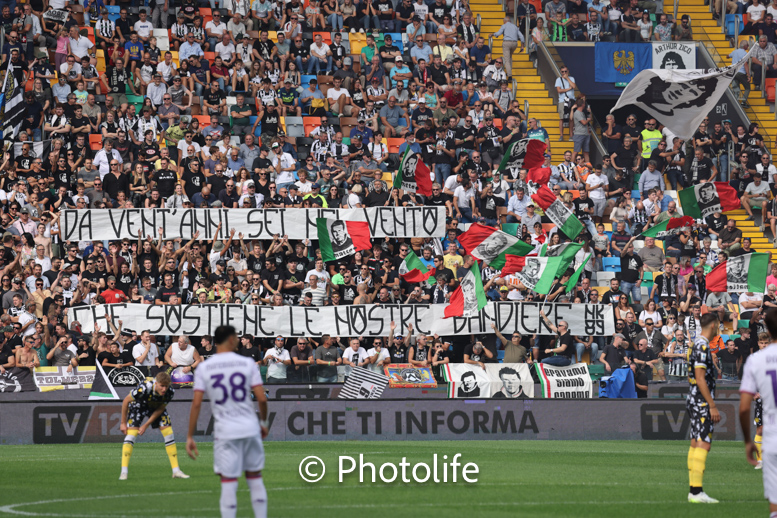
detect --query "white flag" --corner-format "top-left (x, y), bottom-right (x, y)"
top-left (610, 47), bottom-right (753, 140)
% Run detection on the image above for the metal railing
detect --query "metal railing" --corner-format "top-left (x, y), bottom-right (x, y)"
top-left (695, 25), bottom-right (772, 154)
top-left (539, 40), bottom-right (607, 161)
top-left (476, 13), bottom-right (482, 32)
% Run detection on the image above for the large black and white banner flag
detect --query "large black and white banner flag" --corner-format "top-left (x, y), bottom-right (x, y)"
top-left (61, 207), bottom-right (446, 241)
top-left (338, 368), bottom-right (389, 399)
top-left (68, 302), bottom-right (615, 338)
top-left (610, 46), bottom-right (753, 140)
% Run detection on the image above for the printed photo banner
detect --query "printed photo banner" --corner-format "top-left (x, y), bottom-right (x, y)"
top-left (384, 364), bottom-right (437, 388)
top-left (651, 41), bottom-right (696, 70)
top-left (443, 363), bottom-right (534, 399)
top-left (534, 363), bottom-right (593, 399)
top-left (67, 302), bottom-right (616, 338)
top-left (61, 207), bottom-right (447, 241)
top-left (34, 366), bottom-right (95, 392)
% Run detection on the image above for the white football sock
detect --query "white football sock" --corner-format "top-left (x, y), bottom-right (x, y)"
top-left (219, 479), bottom-right (238, 518)
top-left (246, 475), bottom-right (267, 518)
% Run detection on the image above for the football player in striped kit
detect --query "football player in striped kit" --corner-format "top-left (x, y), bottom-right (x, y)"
top-left (119, 371), bottom-right (189, 480)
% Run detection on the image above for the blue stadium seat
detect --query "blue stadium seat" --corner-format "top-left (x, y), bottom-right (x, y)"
top-left (725, 14), bottom-right (743, 37)
top-left (631, 190), bottom-right (641, 200)
top-left (602, 257), bottom-right (621, 272)
top-left (106, 5), bottom-right (120, 13)
top-left (387, 33), bottom-right (403, 52)
top-left (497, 350), bottom-right (505, 363)
top-left (301, 75), bottom-right (316, 90)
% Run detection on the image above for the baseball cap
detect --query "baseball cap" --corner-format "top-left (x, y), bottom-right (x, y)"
top-left (311, 183), bottom-right (321, 189)
top-left (394, 334), bottom-right (404, 339)
top-left (216, 259), bottom-right (227, 266)
top-left (499, 286), bottom-right (509, 292)
top-left (418, 98), bottom-right (426, 103)
top-left (271, 142), bottom-right (280, 148)
top-left (180, 115), bottom-right (190, 123)
top-left (343, 57), bottom-right (352, 65)
top-left (395, 56), bottom-right (403, 62)
top-left (19, 208), bottom-right (29, 214)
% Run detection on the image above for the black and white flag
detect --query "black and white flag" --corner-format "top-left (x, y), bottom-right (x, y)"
top-left (43, 9), bottom-right (70, 23)
top-left (610, 46), bottom-right (753, 140)
top-left (1, 59), bottom-right (24, 143)
top-left (338, 368), bottom-right (389, 399)
top-left (13, 140), bottom-right (52, 159)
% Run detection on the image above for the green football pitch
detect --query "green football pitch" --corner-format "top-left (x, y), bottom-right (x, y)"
top-left (0, 441), bottom-right (768, 517)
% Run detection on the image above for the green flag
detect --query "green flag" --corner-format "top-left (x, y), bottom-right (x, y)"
top-left (564, 254), bottom-right (591, 293)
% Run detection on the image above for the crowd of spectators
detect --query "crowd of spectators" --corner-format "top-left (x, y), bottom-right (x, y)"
top-left (0, 0), bottom-right (771, 389)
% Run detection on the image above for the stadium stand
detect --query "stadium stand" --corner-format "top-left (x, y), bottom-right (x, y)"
top-left (0, 0), bottom-right (774, 387)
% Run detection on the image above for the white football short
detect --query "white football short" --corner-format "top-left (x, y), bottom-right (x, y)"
top-left (763, 449), bottom-right (777, 504)
top-left (213, 436), bottom-right (265, 479)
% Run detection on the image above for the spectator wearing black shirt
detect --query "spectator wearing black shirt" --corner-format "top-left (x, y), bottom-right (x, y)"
top-left (539, 310), bottom-right (574, 366)
top-left (600, 333), bottom-right (627, 373)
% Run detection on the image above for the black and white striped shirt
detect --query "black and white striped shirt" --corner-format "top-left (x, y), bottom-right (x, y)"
top-left (96, 18), bottom-right (114, 39)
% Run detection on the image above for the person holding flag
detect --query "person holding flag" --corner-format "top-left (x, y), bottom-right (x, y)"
top-left (538, 310), bottom-right (575, 366)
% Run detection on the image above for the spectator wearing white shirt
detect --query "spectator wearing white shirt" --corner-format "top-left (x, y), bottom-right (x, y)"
top-left (214, 33), bottom-right (237, 67)
top-left (206, 18), bottom-right (228, 52)
top-left (308, 34), bottom-right (332, 74)
top-left (67, 26), bottom-right (94, 60)
top-left (133, 10), bottom-right (154, 43)
top-left (585, 165), bottom-right (608, 219)
top-left (92, 140), bottom-right (123, 180)
top-left (156, 52), bottom-right (177, 84)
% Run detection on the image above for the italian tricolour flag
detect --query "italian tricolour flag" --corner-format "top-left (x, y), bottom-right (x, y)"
top-left (443, 261), bottom-right (487, 318)
top-left (706, 253), bottom-right (770, 293)
top-left (640, 216), bottom-right (695, 238)
top-left (316, 218), bottom-right (371, 262)
top-left (531, 186), bottom-right (584, 240)
top-left (398, 249), bottom-right (436, 284)
top-left (458, 223), bottom-right (533, 269)
top-left (677, 182), bottom-right (740, 219)
top-left (393, 147), bottom-right (433, 196)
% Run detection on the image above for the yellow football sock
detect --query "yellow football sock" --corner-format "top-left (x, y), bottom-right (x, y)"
top-left (161, 427), bottom-right (179, 470)
top-left (691, 447), bottom-right (709, 489)
top-left (688, 447), bottom-right (695, 488)
top-left (122, 429), bottom-right (138, 469)
top-left (756, 434), bottom-right (763, 461)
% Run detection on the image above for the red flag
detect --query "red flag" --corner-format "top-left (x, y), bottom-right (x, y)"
top-left (500, 255), bottom-right (526, 277)
top-left (666, 216), bottom-right (695, 231)
top-left (523, 139), bottom-right (547, 170)
top-left (403, 268), bottom-right (436, 283)
top-left (531, 185), bottom-right (558, 210)
top-left (527, 167), bottom-right (551, 187)
top-left (705, 261), bottom-right (728, 293)
top-left (712, 182), bottom-right (742, 213)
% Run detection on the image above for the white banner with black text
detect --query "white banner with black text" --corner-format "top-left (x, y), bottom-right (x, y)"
top-left (67, 302), bottom-right (615, 338)
top-left (60, 207), bottom-right (447, 241)
top-left (535, 363), bottom-right (593, 398)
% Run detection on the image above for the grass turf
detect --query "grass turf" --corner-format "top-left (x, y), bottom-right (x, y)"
top-left (0, 440), bottom-right (767, 517)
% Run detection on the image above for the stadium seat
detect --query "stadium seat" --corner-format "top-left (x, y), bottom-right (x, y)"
top-left (313, 32), bottom-right (332, 45)
top-left (602, 257), bottom-right (621, 272)
top-left (766, 78), bottom-right (776, 103)
top-left (106, 5), bottom-right (120, 13)
top-left (387, 138), bottom-right (403, 154)
top-left (303, 117), bottom-right (322, 136)
top-left (497, 350), bottom-right (505, 363)
top-left (725, 14), bottom-right (743, 37)
top-left (89, 134), bottom-right (103, 150)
